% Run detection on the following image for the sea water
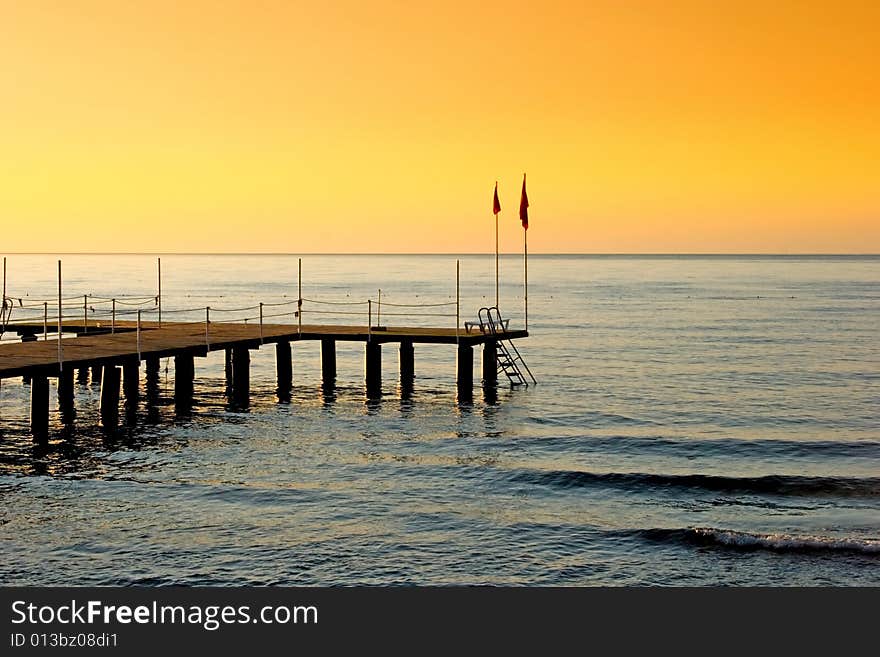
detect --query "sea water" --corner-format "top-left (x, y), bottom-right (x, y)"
top-left (0, 254), bottom-right (877, 585)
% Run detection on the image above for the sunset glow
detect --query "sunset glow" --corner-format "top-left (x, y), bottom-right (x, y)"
top-left (2, 1), bottom-right (878, 253)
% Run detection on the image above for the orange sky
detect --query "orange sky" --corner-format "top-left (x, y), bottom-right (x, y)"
top-left (2, 0), bottom-right (878, 253)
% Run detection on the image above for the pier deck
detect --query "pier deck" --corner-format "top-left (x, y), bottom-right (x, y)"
top-left (0, 321), bottom-right (527, 379)
top-left (0, 319), bottom-right (529, 438)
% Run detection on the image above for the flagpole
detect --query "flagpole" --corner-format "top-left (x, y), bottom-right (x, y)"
top-left (57, 260), bottom-right (63, 371)
top-left (495, 212), bottom-right (499, 308)
top-left (524, 228), bottom-right (528, 331)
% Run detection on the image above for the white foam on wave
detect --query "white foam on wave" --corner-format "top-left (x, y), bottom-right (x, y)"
top-left (692, 527), bottom-right (880, 554)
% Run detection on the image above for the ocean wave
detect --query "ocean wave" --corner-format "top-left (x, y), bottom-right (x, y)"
top-left (511, 469), bottom-right (880, 498)
top-left (632, 527), bottom-right (880, 556)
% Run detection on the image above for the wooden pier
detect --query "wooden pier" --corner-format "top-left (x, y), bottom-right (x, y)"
top-left (0, 319), bottom-right (528, 440)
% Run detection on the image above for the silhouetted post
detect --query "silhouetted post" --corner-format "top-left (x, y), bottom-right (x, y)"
top-left (321, 339), bottom-right (336, 388)
top-left (157, 257), bottom-right (162, 328)
top-left (297, 257), bottom-right (302, 335)
top-left (58, 366), bottom-right (75, 424)
top-left (30, 374), bottom-right (49, 441)
top-left (365, 342), bottom-right (382, 398)
top-left (57, 259), bottom-right (63, 370)
top-left (276, 340), bottom-right (292, 396)
top-left (77, 367), bottom-right (89, 385)
top-left (122, 357), bottom-right (139, 410)
top-left (232, 346), bottom-right (250, 407)
top-left (399, 339), bottom-right (414, 396)
top-left (91, 364), bottom-right (102, 386)
top-left (482, 340), bottom-right (497, 386)
top-left (174, 353), bottom-right (195, 414)
top-left (457, 344), bottom-right (474, 400)
top-left (146, 356), bottom-right (160, 380)
top-left (99, 365), bottom-right (121, 430)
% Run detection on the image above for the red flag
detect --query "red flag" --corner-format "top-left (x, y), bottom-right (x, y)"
top-left (493, 182), bottom-right (501, 216)
top-left (519, 173), bottom-right (529, 230)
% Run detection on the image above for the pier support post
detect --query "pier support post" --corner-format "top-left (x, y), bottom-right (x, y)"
top-left (174, 353), bottom-right (195, 414)
top-left (482, 340), bottom-right (497, 386)
top-left (321, 339), bottom-right (336, 389)
top-left (122, 357), bottom-right (139, 419)
top-left (91, 364), bottom-right (102, 386)
top-left (457, 344), bottom-right (474, 401)
top-left (232, 347), bottom-right (250, 408)
top-left (30, 374), bottom-right (50, 440)
top-left (99, 366), bottom-right (121, 430)
top-left (276, 340), bottom-right (292, 398)
top-left (399, 340), bottom-right (414, 396)
top-left (58, 367), bottom-right (75, 424)
top-left (77, 367), bottom-right (89, 385)
top-left (365, 342), bottom-right (382, 398)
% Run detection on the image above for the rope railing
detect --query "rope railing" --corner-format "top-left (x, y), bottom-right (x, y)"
top-left (3, 299), bottom-right (461, 327)
top-left (375, 300), bottom-right (457, 307)
top-left (2, 257), bottom-right (467, 357)
top-left (301, 297), bottom-right (367, 306)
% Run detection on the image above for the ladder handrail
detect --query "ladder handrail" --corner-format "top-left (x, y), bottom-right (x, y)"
top-left (478, 306), bottom-right (536, 386)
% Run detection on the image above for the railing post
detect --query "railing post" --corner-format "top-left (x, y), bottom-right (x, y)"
top-left (456, 259), bottom-right (460, 344)
top-left (368, 299), bottom-right (372, 339)
top-left (205, 306), bottom-right (211, 348)
top-left (57, 260), bottom-right (63, 371)
top-left (157, 256), bottom-right (162, 328)
top-left (297, 257), bottom-right (302, 335)
top-left (136, 309), bottom-right (142, 361)
top-left (377, 289), bottom-right (381, 327)
top-left (111, 298), bottom-right (116, 334)
top-left (259, 302), bottom-right (264, 343)
top-left (42, 302), bottom-right (47, 341)
top-left (83, 294), bottom-right (88, 333)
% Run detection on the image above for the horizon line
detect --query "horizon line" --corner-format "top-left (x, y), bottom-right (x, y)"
top-left (1, 252), bottom-right (879, 257)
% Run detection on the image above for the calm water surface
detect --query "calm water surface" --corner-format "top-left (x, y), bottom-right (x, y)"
top-left (1, 254), bottom-right (878, 585)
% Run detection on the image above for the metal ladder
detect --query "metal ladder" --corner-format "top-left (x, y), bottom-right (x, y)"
top-left (478, 307), bottom-right (536, 386)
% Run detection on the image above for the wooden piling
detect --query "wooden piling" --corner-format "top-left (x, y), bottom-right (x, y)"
top-left (91, 364), bottom-right (102, 386)
top-left (99, 365), bottom-right (121, 430)
top-left (399, 339), bottom-right (414, 395)
top-left (276, 340), bottom-right (292, 394)
top-left (77, 366), bottom-right (89, 385)
top-left (145, 357), bottom-right (160, 385)
top-left (482, 340), bottom-right (497, 386)
top-left (174, 353), bottom-right (195, 413)
top-left (30, 374), bottom-right (49, 440)
top-left (365, 342), bottom-right (382, 398)
top-left (58, 366), bottom-right (75, 423)
top-left (321, 338), bottom-right (336, 388)
top-left (122, 357), bottom-right (139, 417)
top-left (457, 344), bottom-right (474, 400)
top-left (232, 346), bottom-right (250, 407)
